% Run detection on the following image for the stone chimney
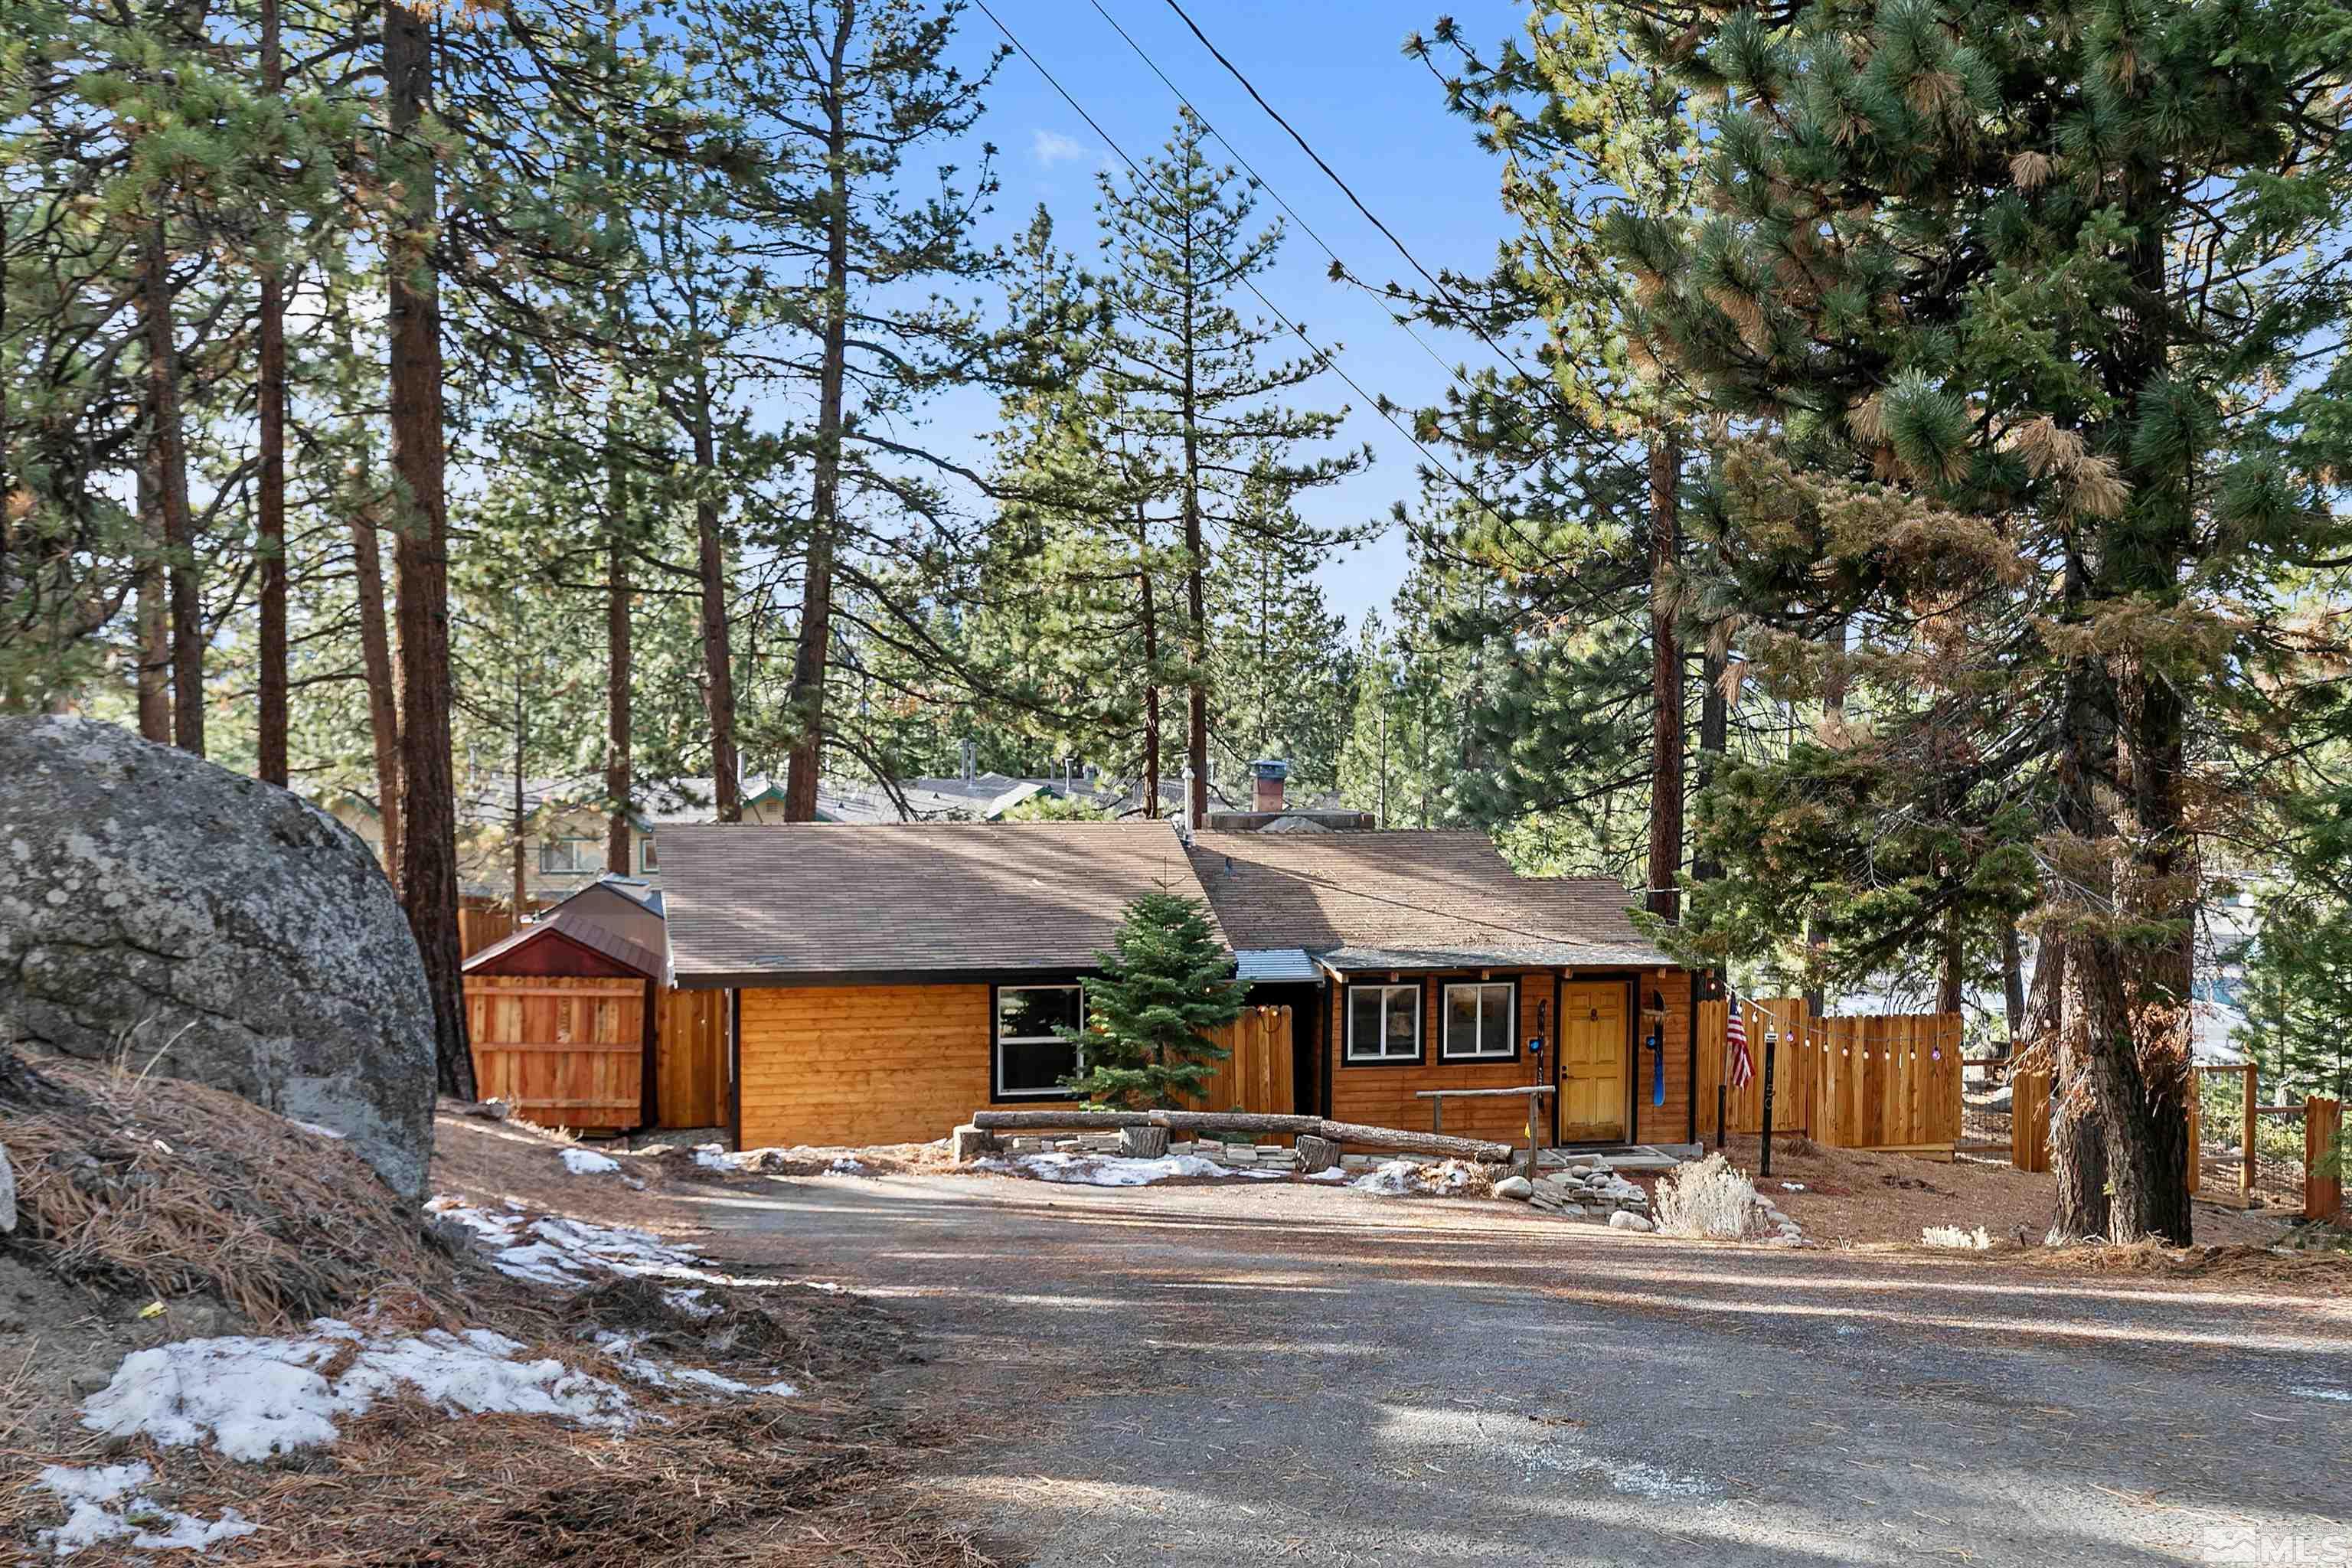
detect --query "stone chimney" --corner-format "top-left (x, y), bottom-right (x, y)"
top-left (1253, 759), bottom-right (1289, 814)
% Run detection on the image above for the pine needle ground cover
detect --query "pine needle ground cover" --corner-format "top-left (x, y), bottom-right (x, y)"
top-left (0, 1054), bottom-right (994, 1566)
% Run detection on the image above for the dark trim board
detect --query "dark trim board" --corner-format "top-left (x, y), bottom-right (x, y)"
top-left (726, 986), bottom-right (743, 1152)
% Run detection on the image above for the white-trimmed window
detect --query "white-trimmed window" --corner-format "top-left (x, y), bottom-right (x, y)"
top-left (537, 836), bottom-right (599, 875)
top-left (639, 835), bottom-right (658, 874)
top-left (1442, 982), bottom-right (1516, 1060)
top-left (995, 984), bottom-right (1082, 1098)
top-left (1345, 982), bottom-right (1422, 1063)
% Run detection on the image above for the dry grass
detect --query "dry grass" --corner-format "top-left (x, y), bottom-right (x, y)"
top-left (1, 1056), bottom-right (453, 1328)
top-left (2024, 1238), bottom-right (2352, 1289)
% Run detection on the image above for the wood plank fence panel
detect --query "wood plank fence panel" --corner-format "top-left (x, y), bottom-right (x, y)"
top-left (1808, 1013), bottom-right (1961, 1154)
top-left (654, 985), bottom-right (727, 1129)
top-left (466, 975), bottom-right (644, 1130)
top-left (1184, 1006), bottom-right (1293, 1117)
top-left (2011, 1070), bottom-right (2051, 1172)
top-left (1698, 997), bottom-right (1811, 1135)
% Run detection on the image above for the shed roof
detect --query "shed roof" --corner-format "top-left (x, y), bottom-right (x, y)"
top-left (462, 907), bottom-right (666, 979)
top-left (1185, 830), bottom-right (1671, 972)
top-left (660, 821), bottom-right (1220, 987)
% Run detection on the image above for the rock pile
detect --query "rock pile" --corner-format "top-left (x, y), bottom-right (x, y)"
top-left (1493, 1154), bottom-right (1656, 1226)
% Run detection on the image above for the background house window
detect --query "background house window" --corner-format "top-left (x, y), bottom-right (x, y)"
top-left (1345, 982), bottom-right (1421, 1063)
top-left (995, 984), bottom-right (1081, 1097)
top-left (1442, 982), bottom-right (1515, 1060)
top-left (537, 837), bottom-right (598, 875)
top-left (639, 836), bottom-right (658, 873)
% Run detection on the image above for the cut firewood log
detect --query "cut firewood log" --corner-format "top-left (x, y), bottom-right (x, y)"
top-left (1294, 1134), bottom-right (1338, 1174)
top-left (1119, 1125), bottom-right (1170, 1158)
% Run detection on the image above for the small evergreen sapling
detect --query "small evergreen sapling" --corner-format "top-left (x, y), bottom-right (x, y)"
top-left (1058, 891), bottom-right (1249, 1109)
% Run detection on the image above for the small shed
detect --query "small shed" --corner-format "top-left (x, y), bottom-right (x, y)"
top-left (461, 877), bottom-right (724, 1132)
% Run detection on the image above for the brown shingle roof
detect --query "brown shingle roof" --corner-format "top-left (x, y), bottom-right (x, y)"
top-left (462, 907), bottom-right (666, 979)
top-left (1185, 830), bottom-right (1671, 972)
top-left (660, 821), bottom-right (1219, 985)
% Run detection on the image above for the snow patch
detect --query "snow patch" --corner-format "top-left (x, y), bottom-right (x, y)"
top-left (80, 1321), bottom-right (635, 1462)
top-left (1303, 1167), bottom-right (1351, 1183)
top-left (288, 1119), bottom-right (345, 1140)
top-left (591, 1331), bottom-right (798, 1398)
top-left (560, 1147), bottom-right (620, 1176)
top-left (2289, 1385), bottom-right (2352, 1402)
top-left (976, 1152), bottom-right (1285, 1187)
top-left (828, 1156), bottom-right (871, 1176)
top-left (34, 1462), bottom-right (256, 1558)
top-left (1350, 1158), bottom-right (1481, 1197)
top-left (425, 1197), bottom-right (774, 1290)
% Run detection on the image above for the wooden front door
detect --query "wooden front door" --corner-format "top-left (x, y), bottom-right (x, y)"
top-left (1557, 981), bottom-right (1628, 1142)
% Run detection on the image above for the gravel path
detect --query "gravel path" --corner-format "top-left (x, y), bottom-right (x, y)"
top-left (696, 1171), bottom-right (2352, 1566)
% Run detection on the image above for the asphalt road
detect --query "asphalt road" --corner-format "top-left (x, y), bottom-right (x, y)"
top-left (696, 1172), bottom-right (2352, 1567)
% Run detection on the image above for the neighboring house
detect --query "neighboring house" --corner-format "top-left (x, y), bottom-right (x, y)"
top-left (659, 815), bottom-right (1693, 1154)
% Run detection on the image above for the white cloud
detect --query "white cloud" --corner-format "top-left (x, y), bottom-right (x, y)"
top-left (1031, 129), bottom-right (1089, 168)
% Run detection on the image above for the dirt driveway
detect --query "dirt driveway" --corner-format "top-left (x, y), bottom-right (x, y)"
top-left (688, 1171), bottom-right (2351, 1567)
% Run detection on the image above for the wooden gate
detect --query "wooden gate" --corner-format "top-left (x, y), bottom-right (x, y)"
top-left (1809, 1014), bottom-right (1962, 1155)
top-left (1184, 1005), bottom-right (1294, 1116)
top-left (1697, 996), bottom-right (1812, 1135)
top-left (653, 985), bottom-right (727, 1129)
top-left (466, 975), bottom-right (645, 1130)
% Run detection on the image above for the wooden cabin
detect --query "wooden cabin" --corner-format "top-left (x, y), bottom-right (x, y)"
top-left (462, 877), bottom-right (725, 1132)
top-left (659, 818), bottom-right (1695, 1155)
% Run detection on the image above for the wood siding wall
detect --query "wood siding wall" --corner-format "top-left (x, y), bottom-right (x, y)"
top-left (737, 984), bottom-right (1072, 1149)
top-left (1325, 969), bottom-right (1692, 1148)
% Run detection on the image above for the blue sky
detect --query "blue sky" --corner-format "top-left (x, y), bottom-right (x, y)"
top-left (934, 0), bottom-right (1530, 627)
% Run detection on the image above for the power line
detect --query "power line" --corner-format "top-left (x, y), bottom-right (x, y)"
top-left (968, 0), bottom-right (1568, 570)
top-left (1154, 0), bottom-right (1659, 499)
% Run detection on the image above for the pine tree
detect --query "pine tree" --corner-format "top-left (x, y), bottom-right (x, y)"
top-left (1608, 0), bottom-right (2352, 1243)
top-left (1207, 472), bottom-right (1352, 796)
top-left (1093, 109), bottom-right (1368, 823)
top-left (1059, 890), bottom-right (1249, 1109)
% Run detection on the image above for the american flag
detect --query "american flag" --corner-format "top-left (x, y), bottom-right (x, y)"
top-left (1726, 1003), bottom-right (1755, 1089)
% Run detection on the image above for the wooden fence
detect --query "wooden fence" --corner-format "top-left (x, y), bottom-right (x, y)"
top-left (1700, 999), bottom-right (1962, 1154)
top-left (2015, 1063), bottom-right (2342, 1223)
top-left (466, 975), bottom-right (645, 1131)
top-left (457, 905), bottom-right (518, 960)
top-left (653, 986), bottom-right (727, 1129)
top-left (1181, 1005), bottom-right (1294, 1117)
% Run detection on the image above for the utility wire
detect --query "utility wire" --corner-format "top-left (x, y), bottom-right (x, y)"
top-left (969, 0), bottom-right (1566, 570)
top-left (1154, 0), bottom-right (1659, 501)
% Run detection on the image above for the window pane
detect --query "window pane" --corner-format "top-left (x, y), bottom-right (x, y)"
top-left (1383, 988), bottom-right (1418, 1056)
top-left (1481, 985), bottom-right (1512, 1055)
top-left (999, 1037), bottom-right (1076, 1094)
top-left (1445, 987), bottom-right (1480, 1056)
top-left (998, 986), bottom-right (1080, 1040)
top-left (1349, 988), bottom-right (1383, 1057)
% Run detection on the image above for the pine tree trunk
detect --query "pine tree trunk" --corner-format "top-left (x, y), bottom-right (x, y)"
top-left (1938, 912), bottom-right (1965, 1016)
top-left (141, 217), bottom-right (202, 756)
top-left (781, 11), bottom-right (854, 824)
top-left (511, 671), bottom-right (529, 913)
top-left (1139, 537), bottom-right (1161, 819)
top-left (1180, 226), bottom-right (1209, 826)
top-left (605, 439), bottom-right (632, 874)
top-left (1645, 434), bottom-right (1682, 923)
top-left (2050, 542), bottom-right (2113, 1240)
top-left (693, 370), bottom-right (740, 822)
top-left (384, 0), bottom-right (472, 1099)
top-left (134, 463), bottom-right (172, 743)
top-left (1805, 618), bottom-right (1849, 1018)
top-left (350, 504), bottom-right (403, 877)
top-left (254, 0), bottom-right (289, 786)
top-left (2001, 920), bottom-right (2026, 1052)
top-left (1690, 644), bottom-right (1726, 886)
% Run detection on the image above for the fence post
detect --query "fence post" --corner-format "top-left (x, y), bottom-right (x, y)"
top-left (2242, 1061), bottom-right (2259, 1208)
top-left (2308, 1096), bottom-right (2343, 1224)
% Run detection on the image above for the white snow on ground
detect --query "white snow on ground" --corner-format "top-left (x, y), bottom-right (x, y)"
top-left (976, 1151), bottom-right (1288, 1187)
top-left (828, 1156), bottom-right (871, 1176)
top-left (35, 1462), bottom-right (256, 1557)
top-left (424, 1198), bottom-right (773, 1290)
top-left (591, 1332), bottom-right (798, 1397)
top-left (80, 1321), bottom-right (635, 1462)
top-left (1351, 1158), bottom-right (1481, 1197)
top-left (1304, 1168), bottom-right (1351, 1183)
top-left (288, 1120), bottom-right (345, 1140)
top-left (2289, 1385), bottom-right (2352, 1402)
top-left (662, 1287), bottom-right (718, 1320)
top-left (560, 1147), bottom-right (621, 1176)
top-left (692, 1144), bottom-right (736, 1171)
